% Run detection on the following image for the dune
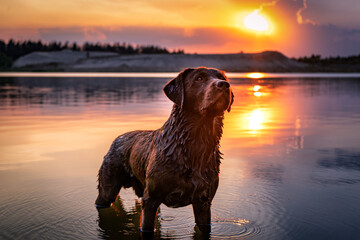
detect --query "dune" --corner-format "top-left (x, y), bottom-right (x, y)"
top-left (13, 50), bottom-right (118, 69)
top-left (13, 49), bottom-right (309, 72)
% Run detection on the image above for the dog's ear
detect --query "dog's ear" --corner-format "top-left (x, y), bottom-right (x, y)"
top-left (163, 68), bottom-right (194, 108)
top-left (227, 91), bottom-right (234, 112)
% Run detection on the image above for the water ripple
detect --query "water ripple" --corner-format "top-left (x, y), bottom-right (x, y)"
top-left (211, 216), bottom-right (262, 238)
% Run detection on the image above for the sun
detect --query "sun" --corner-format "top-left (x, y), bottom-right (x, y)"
top-left (244, 10), bottom-right (269, 32)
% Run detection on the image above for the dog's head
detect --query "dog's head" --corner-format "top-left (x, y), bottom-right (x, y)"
top-left (164, 67), bottom-right (234, 117)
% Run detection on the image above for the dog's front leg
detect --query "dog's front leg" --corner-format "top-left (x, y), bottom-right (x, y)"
top-left (141, 197), bottom-right (160, 233)
top-left (192, 199), bottom-right (211, 234)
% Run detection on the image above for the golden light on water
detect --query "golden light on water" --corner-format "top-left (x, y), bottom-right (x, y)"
top-left (248, 109), bottom-right (265, 132)
top-left (225, 83), bottom-right (271, 138)
top-left (254, 91), bottom-right (262, 97)
top-left (253, 85), bottom-right (261, 91)
top-left (246, 72), bottom-right (264, 79)
top-left (253, 85), bottom-right (262, 97)
top-left (234, 218), bottom-right (251, 226)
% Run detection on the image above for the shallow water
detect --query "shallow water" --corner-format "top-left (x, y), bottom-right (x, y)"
top-left (0, 74), bottom-right (360, 239)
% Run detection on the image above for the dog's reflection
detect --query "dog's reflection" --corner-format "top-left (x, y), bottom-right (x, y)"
top-left (97, 196), bottom-right (210, 240)
top-left (97, 196), bottom-right (161, 239)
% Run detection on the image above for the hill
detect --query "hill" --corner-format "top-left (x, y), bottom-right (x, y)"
top-left (12, 50), bottom-right (309, 72)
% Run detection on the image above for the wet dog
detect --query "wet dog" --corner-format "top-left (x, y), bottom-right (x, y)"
top-left (95, 67), bottom-right (234, 233)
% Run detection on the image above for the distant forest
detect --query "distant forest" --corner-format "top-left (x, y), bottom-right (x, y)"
top-left (295, 54), bottom-right (360, 65)
top-left (0, 39), bottom-right (184, 69)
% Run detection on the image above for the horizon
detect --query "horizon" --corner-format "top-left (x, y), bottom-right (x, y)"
top-left (2, 39), bottom-right (360, 59)
top-left (1, 0), bottom-right (359, 57)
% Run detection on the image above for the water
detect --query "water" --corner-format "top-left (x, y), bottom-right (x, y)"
top-left (0, 74), bottom-right (360, 239)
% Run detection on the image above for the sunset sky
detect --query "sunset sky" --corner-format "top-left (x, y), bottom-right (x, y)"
top-left (1, 0), bottom-right (359, 57)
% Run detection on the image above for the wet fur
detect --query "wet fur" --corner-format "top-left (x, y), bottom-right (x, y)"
top-left (96, 67), bottom-right (233, 233)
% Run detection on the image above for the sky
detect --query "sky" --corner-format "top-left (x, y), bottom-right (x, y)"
top-left (0, 0), bottom-right (359, 57)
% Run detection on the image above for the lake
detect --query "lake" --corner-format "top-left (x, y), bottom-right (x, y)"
top-left (0, 73), bottom-right (360, 239)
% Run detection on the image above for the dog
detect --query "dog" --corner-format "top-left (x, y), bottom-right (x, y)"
top-left (95, 67), bottom-right (234, 234)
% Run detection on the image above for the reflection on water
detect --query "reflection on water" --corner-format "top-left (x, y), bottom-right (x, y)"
top-left (0, 74), bottom-right (360, 239)
top-left (97, 197), bottom-right (150, 239)
top-left (253, 85), bottom-right (261, 92)
top-left (248, 109), bottom-right (265, 132)
top-left (318, 149), bottom-right (360, 172)
top-left (0, 77), bottom-right (167, 108)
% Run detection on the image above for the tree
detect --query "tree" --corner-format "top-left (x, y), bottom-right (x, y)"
top-left (0, 51), bottom-right (12, 69)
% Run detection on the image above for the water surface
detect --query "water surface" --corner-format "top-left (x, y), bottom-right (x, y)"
top-left (0, 74), bottom-right (360, 239)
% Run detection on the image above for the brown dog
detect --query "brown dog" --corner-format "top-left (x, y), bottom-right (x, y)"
top-left (95, 67), bottom-right (233, 233)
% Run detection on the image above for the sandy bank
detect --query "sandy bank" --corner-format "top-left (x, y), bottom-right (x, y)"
top-left (13, 50), bottom-right (309, 72)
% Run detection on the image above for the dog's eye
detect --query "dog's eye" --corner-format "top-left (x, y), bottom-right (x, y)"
top-left (196, 76), bottom-right (203, 81)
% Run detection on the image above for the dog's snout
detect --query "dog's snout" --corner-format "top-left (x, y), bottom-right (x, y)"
top-left (216, 80), bottom-right (230, 89)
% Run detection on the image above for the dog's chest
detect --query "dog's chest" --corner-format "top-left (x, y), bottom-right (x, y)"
top-left (162, 173), bottom-right (217, 208)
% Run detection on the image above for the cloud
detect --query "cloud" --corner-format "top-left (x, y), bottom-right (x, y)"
top-left (255, 0), bottom-right (359, 27)
top-left (257, 0), bottom-right (279, 11)
top-left (297, 0), bottom-right (360, 28)
top-left (254, 0), bottom-right (315, 24)
top-left (38, 25), bottom-right (360, 56)
top-left (34, 26), bottom-right (254, 52)
top-left (296, 0), bottom-right (316, 25)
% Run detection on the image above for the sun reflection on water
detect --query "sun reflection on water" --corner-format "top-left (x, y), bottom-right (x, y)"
top-left (248, 109), bottom-right (265, 132)
top-left (225, 82), bottom-right (273, 138)
top-left (252, 84), bottom-right (263, 97)
top-left (253, 85), bottom-right (261, 91)
top-left (254, 91), bottom-right (262, 97)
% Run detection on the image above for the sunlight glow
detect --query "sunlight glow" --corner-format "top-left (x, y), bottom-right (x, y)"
top-left (234, 218), bottom-right (251, 226)
top-left (253, 85), bottom-right (261, 91)
top-left (253, 85), bottom-right (262, 97)
top-left (248, 109), bottom-right (265, 132)
top-left (244, 10), bottom-right (269, 32)
top-left (247, 73), bottom-right (264, 79)
top-left (254, 92), bottom-right (262, 97)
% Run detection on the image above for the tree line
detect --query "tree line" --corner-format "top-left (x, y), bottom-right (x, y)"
top-left (0, 39), bottom-right (185, 69)
top-left (295, 54), bottom-right (360, 64)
